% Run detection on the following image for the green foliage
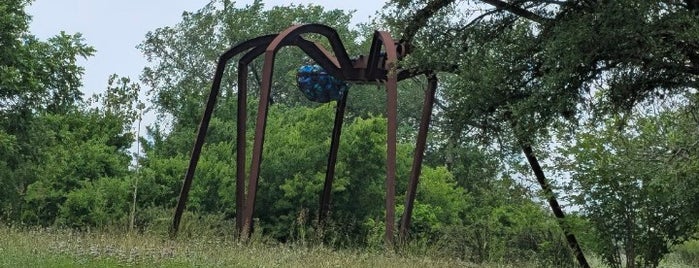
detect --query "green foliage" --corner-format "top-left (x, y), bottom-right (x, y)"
top-left (248, 104), bottom-right (406, 241)
top-left (407, 166), bottom-right (468, 236)
top-left (431, 174), bottom-right (574, 266)
top-left (138, 0), bottom-right (361, 127)
top-left (0, 130), bottom-right (17, 220)
top-left (1, 28), bottom-right (95, 114)
top-left (57, 177), bottom-right (131, 229)
top-left (10, 2), bottom-right (699, 267)
top-left (0, 0), bottom-right (134, 228)
top-left (562, 106), bottom-right (699, 267)
top-left (540, 0), bottom-right (699, 112)
top-left (18, 112), bottom-right (134, 225)
top-left (135, 156), bottom-right (187, 209)
top-left (385, 0), bottom-right (699, 140)
top-left (672, 239), bottom-right (699, 267)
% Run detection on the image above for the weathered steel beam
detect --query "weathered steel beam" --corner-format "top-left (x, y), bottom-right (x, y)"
top-left (399, 74), bottom-right (437, 240)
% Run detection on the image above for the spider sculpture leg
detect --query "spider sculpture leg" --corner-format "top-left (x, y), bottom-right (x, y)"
top-left (172, 27), bottom-right (344, 237)
top-left (399, 74), bottom-right (438, 239)
top-left (318, 92), bottom-right (348, 225)
top-left (238, 37), bottom-right (346, 236)
top-left (374, 31), bottom-right (400, 244)
top-left (174, 23), bottom-right (436, 245)
top-left (171, 34), bottom-right (277, 238)
top-left (234, 44), bottom-right (273, 234)
top-left (292, 37), bottom-right (354, 229)
top-left (368, 31), bottom-right (439, 242)
top-left (240, 24), bottom-right (355, 237)
top-left (293, 37), bottom-right (350, 227)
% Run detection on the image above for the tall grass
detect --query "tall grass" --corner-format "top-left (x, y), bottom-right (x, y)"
top-left (2, 223), bottom-right (695, 267)
top-left (0, 224), bottom-right (470, 267)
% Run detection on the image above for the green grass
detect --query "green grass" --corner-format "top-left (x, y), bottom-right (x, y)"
top-left (2, 224), bottom-right (695, 267)
top-left (0, 225), bottom-right (476, 268)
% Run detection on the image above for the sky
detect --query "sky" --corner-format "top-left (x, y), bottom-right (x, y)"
top-left (27, 0), bottom-right (385, 128)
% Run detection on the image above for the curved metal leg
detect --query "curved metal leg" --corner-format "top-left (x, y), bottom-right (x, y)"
top-left (240, 24), bottom-right (360, 237)
top-left (171, 35), bottom-right (276, 238)
top-left (234, 43), bottom-right (274, 235)
top-left (234, 36), bottom-right (328, 236)
top-left (240, 47), bottom-right (278, 238)
top-left (399, 74), bottom-right (437, 240)
top-left (260, 24), bottom-right (354, 79)
top-left (235, 63), bottom-right (248, 235)
top-left (375, 31), bottom-right (400, 246)
top-left (318, 92), bottom-right (348, 225)
top-left (366, 32), bottom-right (384, 80)
top-left (385, 77), bottom-right (398, 246)
top-left (170, 60), bottom-right (225, 238)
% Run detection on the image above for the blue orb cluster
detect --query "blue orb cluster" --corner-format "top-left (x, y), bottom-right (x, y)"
top-left (297, 64), bottom-right (349, 103)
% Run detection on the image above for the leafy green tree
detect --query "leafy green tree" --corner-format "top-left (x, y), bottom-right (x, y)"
top-left (138, 0), bottom-right (362, 128)
top-left (380, 1), bottom-right (699, 265)
top-left (0, 0), bottom-right (138, 226)
top-left (561, 104), bottom-right (699, 268)
top-left (0, 1), bottom-right (142, 228)
top-left (19, 107), bottom-right (136, 225)
top-left (386, 0), bottom-right (699, 115)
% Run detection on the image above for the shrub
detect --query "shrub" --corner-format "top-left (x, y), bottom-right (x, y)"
top-left (56, 177), bottom-right (131, 229)
top-left (672, 239), bottom-right (699, 266)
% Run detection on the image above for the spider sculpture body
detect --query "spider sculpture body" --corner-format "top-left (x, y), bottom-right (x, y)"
top-left (171, 24), bottom-right (438, 244)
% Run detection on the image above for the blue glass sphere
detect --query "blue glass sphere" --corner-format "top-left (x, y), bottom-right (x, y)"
top-left (296, 65), bottom-right (349, 103)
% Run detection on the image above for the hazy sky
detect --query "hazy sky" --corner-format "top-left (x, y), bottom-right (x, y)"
top-left (27, 0), bottom-right (384, 101)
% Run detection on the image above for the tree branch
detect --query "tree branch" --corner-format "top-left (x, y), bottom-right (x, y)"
top-left (401, 0), bottom-right (457, 44)
top-left (537, 0), bottom-right (567, 5)
top-left (480, 0), bottom-right (551, 24)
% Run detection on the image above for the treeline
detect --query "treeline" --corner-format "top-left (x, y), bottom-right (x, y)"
top-left (1, 1), bottom-right (699, 267)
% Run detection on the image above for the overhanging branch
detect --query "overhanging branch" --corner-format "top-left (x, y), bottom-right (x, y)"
top-left (401, 0), bottom-right (457, 44)
top-left (480, 0), bottom-right (550, 24)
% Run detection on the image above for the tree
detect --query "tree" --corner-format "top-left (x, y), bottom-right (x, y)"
top-left (0, 0), bottom-right (127, 224)
top-left (138, 0), bottom-right (363, 128)
top-left (20, 85), bottom-right (138, 225)
top-left (561, 100), bottom-right (699, 268)
top-left (379, 1), bottom-right (699, 266)
top-left (0, 1), bottom-right (146, 227)
top-left (381, 0), bottom-right (699, 156)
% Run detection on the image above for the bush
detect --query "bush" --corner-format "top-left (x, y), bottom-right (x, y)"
top-left (56, 177), bottom-right (131, 229)
top-left (672, 239), bottom-right (699, 266)
top-left (133, 206), bottom-right (237, 239)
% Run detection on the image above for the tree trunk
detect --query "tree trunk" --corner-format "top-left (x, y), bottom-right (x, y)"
top-left (521, 144), bottom-right (590, 268)
top-left (445, 135), bottom-right (455, 170)
top-left (625, 207), bottom-right (636, 268)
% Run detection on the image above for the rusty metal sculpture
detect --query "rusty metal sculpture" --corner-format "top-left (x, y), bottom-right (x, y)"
top-left (170, 24), bottom-right (437, 244)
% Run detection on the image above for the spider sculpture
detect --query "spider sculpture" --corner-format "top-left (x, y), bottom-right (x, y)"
top-left (171, 23), bottom-right (438, 244)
